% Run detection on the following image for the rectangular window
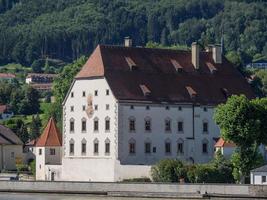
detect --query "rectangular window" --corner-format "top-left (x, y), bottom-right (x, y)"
top-left (145, 142), bottom-right (151, 154)
top-left (203, 122), bottom-right (208, 133)
top-left (11, 152), bottom-right (15, 158)
top-left (178, 106), bottom-right (182, 111)
top-left (106, 104), bottom-right (110, 110)
top-left (106, 89), bottom-right (109, 96)
top-left (82, 105), bottom-right (86, 111)
top-left (94, 90), bottom-right (98, 96)
top-left (130, 105), bottom-right (134, 109)
top-left (70, 121), bottom-right (74, 132)
top-left (129, 143), bottom-right (136, 154)
top-left (165, 142), bottom-right (171, 154)
top-left (105, 143), bottom-right (110, 154)
top-left (146, 105), bottom-right (150, 110)
top-left (105, 119), bottom-right (110, 131)
top-left (39, 149), bottom-right (42, 155)
top-left (94, 120), bottom-right (99, 131)
top-left (70, 143), bottom-right (74, 155)
top-left (153, 147), bottom-right (157, 153)
top-left (94, 143), bottom-right (99, 154)
top-left (145, 120), bottom-right (151, 131)
top-left (82, 91), bottom-right (86, 97)
top-left (202, 143), bottom-right (208, 153)
top-left (50, 148), bottom-right (55, 155)
top-left (165, 120), bottom-right (171, 132)
top-left (165, 106), bottom-right (170, 110)
top-left (177, 143), bottom-right (183, 154)
top-left (178, 121), bottom-right (183, 132)
top-left (71, 92), bottom-right (74, 98)
top-left (82, 120), bottom-right (86, 132)
top-left (262, 176), bottom-right (266, 183)
top-left (70, 106), bottom-right (74, 112)
top-left (129, 119), bottom-right (135, 132)
top-left (94, 105), bottom-right (98, 110)
top-left (82, 143), bottom-right (86, 154)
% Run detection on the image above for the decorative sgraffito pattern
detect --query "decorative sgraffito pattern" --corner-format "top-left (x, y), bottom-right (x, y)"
top-left (86, 94), bottom-right (94, 118)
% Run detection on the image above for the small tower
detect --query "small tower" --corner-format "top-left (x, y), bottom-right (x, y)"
top-left (35, 118), bottom-right (62, 180)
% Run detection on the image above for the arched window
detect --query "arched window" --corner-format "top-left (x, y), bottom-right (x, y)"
top-left (165, 138), bottom-right (172, 154)
top-left (144, 117), bottom-right (151, 132)
top-left (81, 138), bottom-right (87, 155)
top-left (69, 139), bottom-right (75, 155)
top-left (177, 119), bottom-right (184, 133)
top-left (144, 138), bottom-right (151, 154)
top-left (93, 117), bottom-right (99, 132)
top-left (105, 138), bottom-right (110, 154)
top-left (70, 118), bottom-right (75, 133)
top-left (165, 118), bottom-right (171, 132)
top-left (81, 118), bottom-right (87, 132)
top-left (202, 120), bottom-right (208, 133)
top-left (93, 138), bottom-right (99, 154)
top-left (129, 138), bottom-right (136, 154)
top-left (129, 117), bottom-right (136, 132)
top-left (202, 139), bottom-right (209, 154)
top-left (105, 117), bottom-right (110, 131)
top-left (177, 138), bottom-right (184, 154)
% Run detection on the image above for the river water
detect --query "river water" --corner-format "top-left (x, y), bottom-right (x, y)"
top-left (0, 193), bottom-right (177, 200)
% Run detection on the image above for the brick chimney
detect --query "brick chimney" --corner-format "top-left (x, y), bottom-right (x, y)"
top-left (212, 44), bottom-right (222, 64)
top-left (124, 37), bottom-right (132, 47)
top-left (191, 42), bottom-right (199, 70)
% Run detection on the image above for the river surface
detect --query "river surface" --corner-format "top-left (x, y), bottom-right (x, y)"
top-left (0, 193), bottom-right (177, 200)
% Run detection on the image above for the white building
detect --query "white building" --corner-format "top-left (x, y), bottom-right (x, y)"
top-left (0, 125), bottom-right (24, 171)
top-left (37, 40), bottom-right (255, 182)
top-left (214, 138), bottom-right (236, 159)
top-left (35, 118), bottom-right (62, 181)
top-left (251, 165), bottom-right (267, 185)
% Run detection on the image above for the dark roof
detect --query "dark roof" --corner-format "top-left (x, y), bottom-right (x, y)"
top-left (0, 125), bottom-right (23, 145)
top-left (251, 165), bottom-right (267, 172)
top-left (75, 45), bottom-right (255, 105)
top-left (36, 118), bottom-right (62, 147)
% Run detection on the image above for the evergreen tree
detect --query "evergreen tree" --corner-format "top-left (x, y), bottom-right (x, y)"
top-left (30, 115), bottom-right (42, 139)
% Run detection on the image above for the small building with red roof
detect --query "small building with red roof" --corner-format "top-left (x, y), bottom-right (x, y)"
top-left (214, 138), bottom-right (237, 159)
top-left (35, 117), bottom-right (62, 181)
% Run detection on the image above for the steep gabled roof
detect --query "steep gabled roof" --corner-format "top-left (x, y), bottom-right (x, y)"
top-left (0, 125), bottom-right (23, 145)
top-left (214, 138), bottom-right (236, 148)
top-left (75, 45), bottom-right (255, 105)
top-left (36, 118), bottom-right (62, 147)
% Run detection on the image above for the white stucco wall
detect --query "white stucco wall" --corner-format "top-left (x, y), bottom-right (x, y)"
top-left (251, 172), bottom-right (267, 185)
top-left (36, 147), bottom-right (45, 180)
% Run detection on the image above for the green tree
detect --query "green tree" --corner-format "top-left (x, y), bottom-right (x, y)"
top-left (214, 95), bottom-right (267, 182)
top-left (30, 114), bottom-right (42, 139)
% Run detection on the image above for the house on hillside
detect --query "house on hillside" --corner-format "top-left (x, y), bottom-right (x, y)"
top-left (0, 73), bottom-right (16, 82)
top-left (247, 58), bottom-right (267, 69)
top-left (0, 125), bottom-right (23, 171)
top-left (37, 38), bottom-right (255, 182)
top-left (214, 138), bottom-right (236, 159)
top-left (35, 118), bottom-right (62, 181)
top-left (251, 165), bottom-right (267, 185)
top-left (26, 73), bottom-right (58, 92)
top-left (0, 105), bottom-right (13, 120)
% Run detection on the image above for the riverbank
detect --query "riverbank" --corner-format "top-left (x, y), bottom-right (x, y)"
top-left (0, 181), bottom-right (266, 199)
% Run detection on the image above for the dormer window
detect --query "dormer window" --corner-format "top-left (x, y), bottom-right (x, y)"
top-left (125, 57), bottom-right (138, 71)
top-left (186, 86), bottom-right (197, 99)
top-left (171, 59), bottom-right (183, 72)
top-left (206, 62), bottom-right (217, 74)
top-left (140, 84), bottom-right (151, 97)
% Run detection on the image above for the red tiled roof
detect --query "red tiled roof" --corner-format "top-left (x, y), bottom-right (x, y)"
top-left (36, 118), bottom-right (62, 147)
top-left (214, 138), bottom-right (236, 148)
top-left (0, 73), bottom-right (16, 79)
top-left (0, 105), bottom-right (7, 113)
top-left (75, 45), bottom-right (255, 105)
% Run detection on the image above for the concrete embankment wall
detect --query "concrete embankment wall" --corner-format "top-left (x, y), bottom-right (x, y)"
top-left (0, 181), bottom-right (257, 195)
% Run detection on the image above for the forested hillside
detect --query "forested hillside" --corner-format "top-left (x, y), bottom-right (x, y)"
top-left (0, 0), bottom-right (266, 66)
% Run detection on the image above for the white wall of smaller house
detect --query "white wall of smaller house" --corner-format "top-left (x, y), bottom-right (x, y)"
top-left (251, 172), bottom-right (267, 185)
top-left (44, 164), bottom-right (62, 181)
top-left (0, 145), bottom-right (23, 171)
top-left (36, 147), bottom-right (45, 180)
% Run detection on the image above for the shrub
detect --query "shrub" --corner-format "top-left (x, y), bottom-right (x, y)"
top-left (29, 160), bottom-right (36, 177)
top-left (122, 177), bottom-right (151, 182)
top-left (151, 159), bottom-right (186, 182)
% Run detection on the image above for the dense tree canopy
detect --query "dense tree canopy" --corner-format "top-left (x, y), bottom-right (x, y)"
top-left (0, 0), bottom-right (266, 66)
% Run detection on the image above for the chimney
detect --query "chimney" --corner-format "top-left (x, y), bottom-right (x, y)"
top-left (212, 44), bottom-right (222, 64)
top-left (191, 42), bottom-right (199, 70)
top-left (124, 37), bottom-right (132, 47)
